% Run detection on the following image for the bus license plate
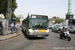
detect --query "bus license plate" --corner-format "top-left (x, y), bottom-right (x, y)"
top-left (38, 35), bottom-right (42, 37)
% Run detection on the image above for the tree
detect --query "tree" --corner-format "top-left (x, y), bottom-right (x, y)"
top-left (0, 0), bottom-right (8, 18)
top-left (12, 12), bottom-right (16, 18)
top-left (55, 18), bottom-right (64, 24)
top-left (12, 12), bottom-right (20, 22)
top-left (16, 18), bottom-right (20, 22)
top-left (12, 0), bottom-right (17, 12)
top-left (0, 0), bottom-right (17, 19)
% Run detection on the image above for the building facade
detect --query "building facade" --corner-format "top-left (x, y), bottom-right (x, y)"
top-left (17, 15), bottom-right (23, 24)
top-left (49, 17), bottom-right (59, 24)
top-left (0, 14), bottom-right (5, 19)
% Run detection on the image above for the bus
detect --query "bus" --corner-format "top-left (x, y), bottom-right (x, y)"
top-left (22, 14), bottom-right (49, 38)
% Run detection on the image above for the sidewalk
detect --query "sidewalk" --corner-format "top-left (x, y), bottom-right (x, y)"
top-left (0, 33), bottom-right (20, 41)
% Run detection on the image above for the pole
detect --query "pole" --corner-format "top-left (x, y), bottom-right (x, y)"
top-left (7, 0), bottom-right (12, 34)
top-left (10, 0), bottom-right (12, 23)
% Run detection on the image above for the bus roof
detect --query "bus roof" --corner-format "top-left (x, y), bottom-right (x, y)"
top-left (31, 14), bottom-right (48, 16)
top-left (29, 14), bottom-right (48, 19)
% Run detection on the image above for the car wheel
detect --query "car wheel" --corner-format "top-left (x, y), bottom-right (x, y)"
top-left (55, 30), bottom-right (58, 33)
top-left (73, 31), bottom-right (75, 34)
top-left (25, 30), bottom-right (26, 33)
top-left (22, 28), bottom-right (23, 31)
top-left (69, 31), bottom-right (71, 33)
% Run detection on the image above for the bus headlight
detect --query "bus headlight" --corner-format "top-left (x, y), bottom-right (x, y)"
top-left (29, 29), bottom-right (34, 33)
top-left (46, 29), bottom-right (49, 32)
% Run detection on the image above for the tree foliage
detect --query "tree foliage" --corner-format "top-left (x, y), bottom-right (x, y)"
top-left (12, 0), bottom-right (17, 12)
top-left (0, 0), bottom-right (17, 19)
top-left (0, 0), bottom-right (8, 17)
top-left (16, 18), bottom-right (20, 22)
top-left (12, 12), bottom-right (20, 22)
top-left (55, 18), bottom-right (64, 24)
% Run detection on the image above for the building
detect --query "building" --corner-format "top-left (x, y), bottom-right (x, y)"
top-left (49, 16), bottom-right (59, 24)
top-left (0, 14), bottom-right (5, 19)
top-left (0, 17), bottom-right (9, 35)
top-left (49, 18), bottom-right (55, 24)
top-left (52, 17), bottom-right (59, 19)
top-left (17, 15), bottom-right (23, 24)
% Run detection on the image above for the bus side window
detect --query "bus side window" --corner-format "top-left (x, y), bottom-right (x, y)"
top-left (27, 20), bottom-right (29, 28)
top-left (27, 24), bottom-right (29, 27)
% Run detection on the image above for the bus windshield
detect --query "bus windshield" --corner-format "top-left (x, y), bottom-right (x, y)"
top-left (29, 19), bottom-right (48, 29)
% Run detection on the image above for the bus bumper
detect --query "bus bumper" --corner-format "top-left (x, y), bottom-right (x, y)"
top-left (29, 32), bottom-right (49, 37)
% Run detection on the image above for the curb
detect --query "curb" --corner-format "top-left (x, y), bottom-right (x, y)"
top-left (0, 33), bottom-right (21, 41)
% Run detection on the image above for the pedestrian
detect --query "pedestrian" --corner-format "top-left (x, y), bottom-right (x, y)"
top-left (15, 22), bottom-right (20, 34)
top-left (10, 23), bottom-right (14, 34)
top-left (0, 22), bottom-right (3, 35)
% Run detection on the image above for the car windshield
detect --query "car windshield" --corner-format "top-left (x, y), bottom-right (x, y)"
top-left (57, 25), bottom-right (62, 27)
top-left (56, 27), bottom-right (59, 28)
top-left (63, 25), bottom-right (67, 26)
top-left (29, 19), bottom-right (48, 29)
top-left (50, 24), bottom-right (53, 26)
top-left (73, 26), bottom-right (75, 28)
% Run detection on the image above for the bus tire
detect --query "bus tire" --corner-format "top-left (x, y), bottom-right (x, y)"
top-left (25, 30), bottom-right (26, 33)
top-left (22, 28), bottom-right (23, 32)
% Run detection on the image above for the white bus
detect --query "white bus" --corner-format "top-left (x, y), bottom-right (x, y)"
top-left (22, 14), bottom-right (49, 38)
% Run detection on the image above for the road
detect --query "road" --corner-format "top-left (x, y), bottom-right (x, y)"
top-left (0, 29), bottom-right (75, 50)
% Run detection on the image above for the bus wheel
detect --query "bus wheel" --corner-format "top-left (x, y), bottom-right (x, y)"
top-left (28, 37), bottom-right (33, 39)
top-left (22, 28), bottom-right (23, 31)
top-left (28, 35), bottom-right (33, 39)
top-left (25, 30), bottom-right (26, 33)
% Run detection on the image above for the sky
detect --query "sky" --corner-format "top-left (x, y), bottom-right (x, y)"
top-left (14, 0), bottom-right (75, 19)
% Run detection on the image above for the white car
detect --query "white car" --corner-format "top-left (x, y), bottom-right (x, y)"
top-left (68, 26), bottom-right (75, 33)
top-left (49, 24), bottom-right (54, 29)
top-left (62, 25), bottom-right (68, 28)
top-left (52, 26), bottom-right (60, 33)
top-left (56, 24), bottom-right (63, 31)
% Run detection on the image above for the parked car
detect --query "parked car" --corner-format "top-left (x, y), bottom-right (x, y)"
top-left (52, 26), bottom-right (60, 33)
top-left (49, 24), bottom-right (54, 29)
top-left (68, 26), bottom-right (75, 33)
top-left (62, 25), bottom-right (68, 28)
top-left (56, 24), bottom-right (63, 31)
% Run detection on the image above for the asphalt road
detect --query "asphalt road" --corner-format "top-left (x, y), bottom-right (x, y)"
top-left (0, 29), bottom-right (75, 50)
